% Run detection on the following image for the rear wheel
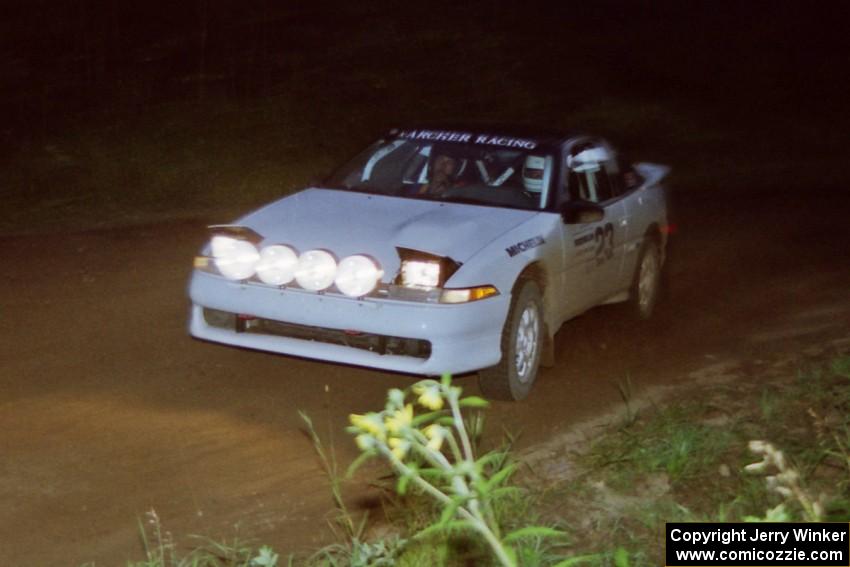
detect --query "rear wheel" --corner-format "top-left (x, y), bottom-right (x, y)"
top-left (478, 280), bottom-right (543, 401)
top-left (629, 239), bottom-right (662, 320)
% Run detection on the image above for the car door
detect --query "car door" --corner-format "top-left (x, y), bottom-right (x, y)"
top-left (558, 140), bottom-right (628, 306)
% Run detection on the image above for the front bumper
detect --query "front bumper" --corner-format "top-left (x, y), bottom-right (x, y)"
top-left (188, 271), bottom-right (509, 375)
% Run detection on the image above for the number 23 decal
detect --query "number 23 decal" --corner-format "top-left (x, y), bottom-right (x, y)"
top-left (594, 223), bottom-right (614, 265)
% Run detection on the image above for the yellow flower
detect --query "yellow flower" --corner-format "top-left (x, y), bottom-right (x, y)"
top-left (388, 437), bottom-right (411, 460)
top-left (388, 388), bottom-right (405, 408)
top-left (349, 412), bottom-right (385, 439)
top-left (354, 434), bottom-right (375, 451)
top-left (413, 382), bottom-right (443, 410)
top-left (423, 424), bottom-right (447, 452)
top-left (385, 404), bottom-right (414, 436)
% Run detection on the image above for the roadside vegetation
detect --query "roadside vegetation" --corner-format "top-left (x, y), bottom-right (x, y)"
top-left (99, 348), bottom-right (849, 566)
top-left (545, 352), bottom-right (850, 564)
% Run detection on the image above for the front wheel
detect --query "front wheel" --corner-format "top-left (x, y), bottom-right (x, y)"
top-left (478, 280), bottom-right (543, 401)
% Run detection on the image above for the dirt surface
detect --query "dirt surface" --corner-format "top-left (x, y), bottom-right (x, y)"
top-left (2, 186), bottom-right (849, 566)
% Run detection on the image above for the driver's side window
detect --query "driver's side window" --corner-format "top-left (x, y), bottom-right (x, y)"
top-left (564, 142), bottom-right (614, 204)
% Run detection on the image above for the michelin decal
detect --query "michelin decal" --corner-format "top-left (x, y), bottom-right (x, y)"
top-left (506, 236), bottom-right (545, 257)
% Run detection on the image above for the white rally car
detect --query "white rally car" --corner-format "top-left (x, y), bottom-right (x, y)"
top-left (188, 126), bottom-right (670, 400)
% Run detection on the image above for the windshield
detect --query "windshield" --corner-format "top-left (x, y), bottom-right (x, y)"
top-left (326, 133), bottom-right (554, 210)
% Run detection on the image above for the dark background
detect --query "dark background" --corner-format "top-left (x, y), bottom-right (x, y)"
top-left (2, 1), bottom-right (848, 233)
top-left (3, 2), bottom-right (846, 131)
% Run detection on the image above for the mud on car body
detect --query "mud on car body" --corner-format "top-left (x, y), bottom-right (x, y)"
top-left (188, 126), bottom-right (670, 400)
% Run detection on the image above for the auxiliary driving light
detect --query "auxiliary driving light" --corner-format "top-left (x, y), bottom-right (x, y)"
top-left (295, 249), bottom-right (337, 291)
top-left (335, 255), bottom-right (383, 297)
top-left (255, 244), bottom-right (298, 285)
top-left (211, 235), bottom-right (260, 281)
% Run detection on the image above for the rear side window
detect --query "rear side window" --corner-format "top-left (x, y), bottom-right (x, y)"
top-left (616, 157), bottom-right (644, 193)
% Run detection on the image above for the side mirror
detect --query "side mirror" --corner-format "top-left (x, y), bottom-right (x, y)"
top-left (560, 200), bottom-right (605, 224)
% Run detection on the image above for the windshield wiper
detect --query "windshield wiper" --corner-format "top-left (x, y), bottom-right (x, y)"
top-left (342, 184), bottom-right (385, 195)
top-left (438, 196), bottom-right (491, 206)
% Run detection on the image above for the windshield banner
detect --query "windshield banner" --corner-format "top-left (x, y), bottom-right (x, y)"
top-left (394, 129), bottom-right (538, 150)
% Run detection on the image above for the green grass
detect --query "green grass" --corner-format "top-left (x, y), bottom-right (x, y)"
top-left (588, 404), bottom-right (736, 485)
top-left (758, 387), bottom-right (781, 422)
top-left (546, 352), bottom-right (850, 566)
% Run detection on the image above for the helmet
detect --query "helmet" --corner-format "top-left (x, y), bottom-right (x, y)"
top-left (522, 155), bottom-right (546, 193)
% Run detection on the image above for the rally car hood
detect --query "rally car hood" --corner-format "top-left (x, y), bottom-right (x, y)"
top-left (236, 188), bottom-right (538, 265)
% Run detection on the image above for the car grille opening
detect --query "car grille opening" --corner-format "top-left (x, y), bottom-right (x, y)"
top-left (202, 308), bottom-right (431, 359)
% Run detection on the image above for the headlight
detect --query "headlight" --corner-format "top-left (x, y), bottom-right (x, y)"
top-left (255, 245), bottom-right (299, 285)
top-left (400, 260), bottom-right (441, 288)
top-left (395, 247), bottom-right (460, 289)
top-left (390, 248), bottom-right (498, 304)
top-left (211, 235), bottom-right (260, 280)
top-left (335, 255), bottom-right (383, 297)
top-left (295, 249), bottom-right (337, 291)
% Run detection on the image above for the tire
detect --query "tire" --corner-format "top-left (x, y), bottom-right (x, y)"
top-left (478, 280), bottom-right (543, 401)
top-left (628, 239), bottom-right (662, 320)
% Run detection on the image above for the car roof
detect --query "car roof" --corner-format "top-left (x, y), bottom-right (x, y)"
top-left (387, 124), bottom-right (582, 150)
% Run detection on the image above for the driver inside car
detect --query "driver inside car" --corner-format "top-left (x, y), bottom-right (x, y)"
top-left (418, 154), bottom-right (459, 196)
